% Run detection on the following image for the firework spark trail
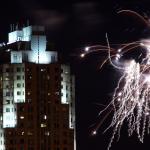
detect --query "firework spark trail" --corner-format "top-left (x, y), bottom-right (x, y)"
top-left (79, 10), bottom-right (150, 150)
top-left (117, 10), bottom-right (149, 26)
top-left (105, 50), bottom-right (150, 149)
top-left (81, 40), bottom-right (150, 149)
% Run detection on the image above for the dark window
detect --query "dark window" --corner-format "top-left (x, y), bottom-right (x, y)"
top-left (17, 83), bottom-right (21, 87)
top-left (6, 92), bottom-right (10, 96)
top-left (17, 91), bottom-right (21, 95)
top-left (17, 67), bottom-right (21, 72)
top-left (20, 139), bottom-right (24, 144)
top-left (17, 75), bottom-right (21, 80)
top-left (6, 68), bottom-right (10, 72)
top-left (6, 108), bottom-right (10, 112)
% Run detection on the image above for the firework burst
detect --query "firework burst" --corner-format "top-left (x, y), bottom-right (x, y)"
top-left (80, 10), bottom-right (150, 150)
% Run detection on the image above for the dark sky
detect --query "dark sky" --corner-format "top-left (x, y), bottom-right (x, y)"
top-left (1, 0), bottom-right (150, 150)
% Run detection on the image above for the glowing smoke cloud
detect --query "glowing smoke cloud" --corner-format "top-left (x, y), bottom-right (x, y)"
top-left (80, 10), bottom-right (150, 150)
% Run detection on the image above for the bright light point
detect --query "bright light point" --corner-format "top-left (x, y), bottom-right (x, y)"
top-left (117, 98), bottom-right (121, 101)
top-left (115, 57), bottom-right (119, 61)
top-left (118, 92), bottom-right (122, 96)
top-left (80, 53), bottom-right (85, 58)
top-left (85, 47), bottom-right (90, 52)
top-left (117, 49), bottom-right (122, 52)
top-left (92, 130), bottom-right (97, 135)
top-left (144, 75), bottom-right (150, 83)
top-left (116, 54), bottom-right (120, 58)
top-left (146, 112), bottom-right (149, 115)
top-left (6, 49), bottom-right (10, 52)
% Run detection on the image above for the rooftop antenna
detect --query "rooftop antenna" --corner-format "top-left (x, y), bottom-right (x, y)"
top-left (10, 24), bottom-right (12, 32)
top-left (16, 23), bottom-right (18, 30)
top-left (13, 24), bottom-right (15, 31)
top-left (27, 20), bottom-right (29, 26)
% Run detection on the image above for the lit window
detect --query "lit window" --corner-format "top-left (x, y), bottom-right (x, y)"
top-left (55, 92), bottom-right (59, 95)
top-left (27, 92), bottom-right (31, 95)
top-left (41, 68), bottom-right (45, 71)
top-left (20, 116), bottom-right (24, 119)
top-left (5, 76), bottom-right (9, 80)
top-left (45, 131), bottom-right (50, 136)
top-left (17, 99), bottom-right (22, 102)
top-left (13, 54), bottom-right (17, 61)
top-left (27, 132), bottom-right (33, 136)
top-left (44, 115), bottom-right (47, 120)
top-left (41, 123), bottom-right (47, 128)
top-left (27, 99), bottom-right (31, 103)
top-left (47, 75), bottom-right (50, 80)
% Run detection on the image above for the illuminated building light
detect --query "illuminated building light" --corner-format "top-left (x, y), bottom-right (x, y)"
top-left (27, 132), bottom-right (33, 136)
top-left (6, 49), bottom-right (11, 52)
top-left (45, 131), bottom-right (50, 136)
top-left (20, 116), bottom-right (24, 119)
top-left (41, 123), bottom-right (47, 128)
top-left (44, 115), bottom-right (47, 120)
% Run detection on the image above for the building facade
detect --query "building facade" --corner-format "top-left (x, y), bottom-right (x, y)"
top-left (0, 25), bottom-right (75, 150)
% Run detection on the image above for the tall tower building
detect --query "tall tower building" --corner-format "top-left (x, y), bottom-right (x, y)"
top-left (0, 25), bottom-right (75, 150)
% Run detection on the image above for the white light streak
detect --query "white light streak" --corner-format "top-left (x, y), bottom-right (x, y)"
top-left (99, 42), bottom-right (150, 150)
top-left (82, 39), bottom-right (150, 150)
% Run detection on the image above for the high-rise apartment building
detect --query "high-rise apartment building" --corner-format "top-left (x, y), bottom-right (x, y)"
top-left (0, 25), bottom-right (75, 150)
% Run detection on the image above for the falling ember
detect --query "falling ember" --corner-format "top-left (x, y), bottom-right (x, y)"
top-left (85, 46), bottom-right (90, 52)
top-left (80, 53), bottom-right (85, 58)
top-left (92, 130), bottom-right (97, 136)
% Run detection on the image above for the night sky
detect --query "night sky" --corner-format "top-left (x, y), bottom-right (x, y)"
top-left (1, 0), bottom-right (150, 150)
